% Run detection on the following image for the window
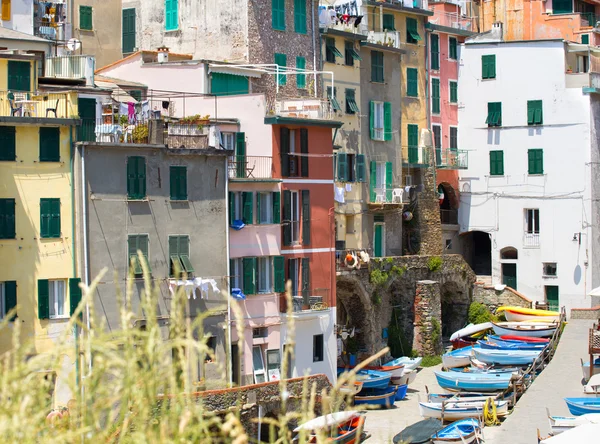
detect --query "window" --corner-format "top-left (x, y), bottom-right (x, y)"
top-left (345, 89), bottom-right (359, 114)
top-left (325, 38), bottom-right (342, 63)
top-left (79, 5), bottom-right (92, 30)
top-left (432, 125), bottom-right (441, 165)
top-left (258, 257), bottom-right (273, 293)
top-left (407, 68), bottom-right (418, 97)
top-left (431, 78), bottom-right (440, 114)
top-left (7, 61), bottom-right (30, 92)
top-left (294, 0), bottom-right (306, 33)
top-left (327, 87), bottom-right (341, 112)
top-left (445, 239), bottom-right (452, 250)
top-left (0, 281), bottom-right (16, 321)
top-left (205, 336), bottom-right (216, 362)
top-left (345, 41), bottom-right (361, 66)
top-left (288, 258), bottom-right (299, 296)
top-left (40, 198), bottom-right (60, 238)
top-left (545, 286), bottom-right (559, 311)
top-left (266, 349), bottom-right (281, 380)
top-left (370, 161), bottom-right (392, 202)
top-left (449, 37), bottom-right (458, 60)
top-left (370, 101), bottom-right (384, 140)
top-left (39, 127), bottom-right (60, 162)
top-left (525, 209), bottom-right (540, 234)
top-left (383, 13), bottom-right (395, 31)
top-left (272, 0), bottom-right (285, 30)
top-left (230, 258), bottom-right (243, 289)
top-left (253, 327), bottom-right (268, 338)
top-left (582, 34), bottom-right (590, 44)
top-left (296, 56), bottom-right (306, 89)
top-left (552, 0), bottom-right (572, 14)
top-left (252, 346), bottom-right (266, 383)
top-left (0, 127), bottom-right (15, 161)
top-left (489, 150), bottom-right (504, 176)
top-left (301, 257), bottom-right (310, 299)
top-left (0, 198), bottom-right (16, 239)
top-left (229, 191), bottom-right (243, 224)
top-left (430, 34), bottom-right (439, 70)
top-left (371, 50), bottom-right (384, 83)
top-left (527, 100), bottom-right (543, 125)
top-left (274, 53), bottom-right (287, 86)
top-left (528, 149), bottom-right (543, 175)
top-left (127, 156), bottom-right (146, 199)
top-left (313, 334), bottom-right (324, 362)
top-left (406, 17), bottom-right (421, 44)
top-left (242, 191), bottom-right (253, 224)
top-left (122, 8), bottom-right (136, 54)
top-left (170, 166), bottom-right (187, 200)
top-left (1, 0), bottom-right (11, 21)
top-left (49, 280), bottom-right (66, 319)
top-left (449, 81), bottom-right (458, 103)
top-left (128, 234), bottom-right (150, 276)
top-left (407, 124), bottom-right (419, 163)
top-left (450, 127), bottom-right (458, 151)
top-left (337, 153), bottom-right (348, 181)
top-left (347, 154), bottom-right (356, 182)
top-left (257, 192), bottom-right (273, 224)
top-left (346, 215), bottom-right (355, 234)
top-left (486, 102), bottom-right (502, 127)
top-left (291, 191), bottom-right (300, 243)
top-left (543, 262), bottom-right (557, 277)
top-left (222, 132), bottom-right (235, 150)
top-left (169, 235), bottom-right (194, 276)
top-left (211, 73), bottom-right (249, 96)
top-left (165, 0), bottom-right (178, 31)
top-left (482, 54), bottom-right (496, 79)
top-left (356, 154), bottom-right (366, 182)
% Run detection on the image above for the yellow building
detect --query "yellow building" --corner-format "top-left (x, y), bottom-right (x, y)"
top-left (0, 52), bottom-right (80, 406)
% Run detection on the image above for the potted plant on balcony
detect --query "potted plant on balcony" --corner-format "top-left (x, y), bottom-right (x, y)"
top-left (567, 65), bottom-right (573, 74)
top-left (168, 114), bottom-right (210, 135)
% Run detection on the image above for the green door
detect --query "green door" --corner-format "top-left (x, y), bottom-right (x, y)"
top-left (374, 223), bottom-right (384, 258)
top-left (545, 286), bottom-right (559, 311)
top-left (78, 98), bottom-right (96, 142)
top-left (8, 61), bottom-right (31, 92)
top-left (502, 263), bottom-right (517, 290)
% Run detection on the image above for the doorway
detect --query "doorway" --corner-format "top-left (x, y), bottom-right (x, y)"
top-left (374, 223), bottom-right (385, 257)
top-left (461, 231), bottom-right (491, 275)
top-left (77, 97), bottom-right (96, 142)
top-left (502, 263), bottom-right (517, 290)
top-left (231, 343), bottom-right (240, 386)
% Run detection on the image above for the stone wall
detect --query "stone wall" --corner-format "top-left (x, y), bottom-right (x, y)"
top-left (571, 306), bottom-right (600, 320)
top-left (472, 283), bottom-right (532, 312)
top-left (416, 136), bottom-right (443, 256)
top-left (413, 281), bottom-right (443, 355)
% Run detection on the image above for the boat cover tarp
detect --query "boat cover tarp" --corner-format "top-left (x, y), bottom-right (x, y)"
top-left (392, 418), bottom-right (443, 443)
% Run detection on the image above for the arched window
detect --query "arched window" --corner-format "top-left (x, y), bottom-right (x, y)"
top-left (500, 247), bottom-right (518, 260)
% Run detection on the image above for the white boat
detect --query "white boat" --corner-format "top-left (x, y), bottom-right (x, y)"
top-left (492, 321), bottom-right (557, 338)
top-left (442, 346), bottom-right (474, 369)
top-left (541, 422), bottom-right (600, 443)
top-left (547, 408), bottom-right (600, 435)
top-left (584, 373), bottom-right (600, 394)
top-left (504, 310), bottom-right (560, 323)
top-left (384, 356), bottom-right (422, 371)
top-left (473, 347), bottom-right (542, 366)
top-left (419, 399), bottom-right (509, 421)
top-left (450, 322), bottom-right (492, 341)
top-left (391, 368), bottom-right (418, 386)
top-left (582, 358), bottom-right (600, 382)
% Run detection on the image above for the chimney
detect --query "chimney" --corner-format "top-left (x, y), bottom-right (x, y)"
top-left (157, 46), bottom-right (169, 63)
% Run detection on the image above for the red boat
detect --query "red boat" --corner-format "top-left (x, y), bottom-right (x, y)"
top-left (500, 335), bottom-right (550, 343)
top-left (451, 336), bottom-right (478, 350)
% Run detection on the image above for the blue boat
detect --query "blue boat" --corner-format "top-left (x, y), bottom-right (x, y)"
top-left (473, 347), bottom-right (542, 365)
top-left (434, 370), bottom-right (513, 392)
top-left (383, 356), bottom-right (422, 371)
top-left (449, 366), bottom-right (518, 374)
top-left (354, 386), bottom-right (397, 408)
top-left (393, 384), bottom-right (408, 401)
top-left (431, 419), bottom-right (481, 444)
top-left (477, 339), bottom-right (546, 351)
top-left (564, 398), bottom-right (600, 416)
top-left (337, 368), bottom-right (391, 389)
top-left (442, 346), bottom-right (474, 368)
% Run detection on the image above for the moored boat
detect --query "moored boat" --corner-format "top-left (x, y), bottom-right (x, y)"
top-left (419, 400), bottom-right (509, 420)
top-left (473, 347), bottom-right (542, 365)
top-left (384, 356), bottom-right (422, 371)
top-left (564, 397), bottom-right (600, 416)
top-left (450, 323), bottom-right (493, 341)
top-left (431, 418), bottom-right (482, 444)
top-left (492, 321), bottom-right (557, 338)
top-left (434, 370), bottom-right (513, 392)
top-left (338, 369), bottom-right (391, 390)
top-left (354, 386), bottom-right (398, 408)
top-left (340, 381), bottom-right (363, 395)
top-left (498, 335), bottom-right (549, 343)
top-left (477, 338), bottom-right (547, 351)
top-left (391, 368), bottom-right (418, 386)
top-left (547, 408), bottom-right (600, 435)
top-left (393, 384), bottom-right (408, 401)
top-left (442, 346), bottom-right (474, 369)
top-left (582, 358), bottom-right (600, 382)
top-left (451, 336), bottom-right (478, 350)
top-left (292, 410), bottom-right (365, 443)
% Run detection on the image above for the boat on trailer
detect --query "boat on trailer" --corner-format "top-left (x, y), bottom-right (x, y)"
top-left (292, 410), bottom-right (365, 443)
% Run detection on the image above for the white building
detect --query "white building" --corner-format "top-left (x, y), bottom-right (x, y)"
top-left (458, 36), bottom-right (600, 314)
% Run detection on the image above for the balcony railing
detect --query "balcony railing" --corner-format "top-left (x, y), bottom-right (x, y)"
top-left (373, 0), bottom-right (429, 10)
top-left (428, 11), bottom-right (476, 31)
top-left (436, 149), bottom-right (468, 169)
top-left (0, 90), bottom-right (78, 119)
top-left (228, 156), bottom-right (273, 180)
top-left (280, 288), bottom-right (331, 314)
top-left (45, 55), bottom-right (95, 84)
top-left (369, 186), bottom-right (404, 204)
top-left (269, 98), bottom-right (334, 120)
top-left (440, 209), bottom-right (458, 225)
top-left (366, 31), bottom-right (401, 49)
top-left (523, 233), bottom-right (540, 248)
top-left (580, 12), bottom-right (597, 28)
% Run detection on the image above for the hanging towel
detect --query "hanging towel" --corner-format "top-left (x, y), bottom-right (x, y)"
top-left (141, 100), bottom-right (150, 120)
top-left (119, 102), bottom-right (128, 116)
top-left (127, 102), bottom-right (136, 123)
top-left (345, 183), bottom-right (352, 192)
top-left (334, 186), bottom-right (345, 203)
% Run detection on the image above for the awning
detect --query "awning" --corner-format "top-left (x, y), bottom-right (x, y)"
top-left (349, 48), bottom-right (362, 61)
top-left (327, 44), bottom-right (344, 58)
top-left (568, 44), bottom-right (600, 54)
top-left (208, 65), bottom-right (264, 79)
top-left (408, 28), bottom-right (422, 42)
top-left (347, 97), bottom-right (359, 113)
top-left (330, 96), bottom-right (341, 112)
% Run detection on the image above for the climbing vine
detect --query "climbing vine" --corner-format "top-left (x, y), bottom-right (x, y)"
top-left (427, 256), bottom-right (443, 272)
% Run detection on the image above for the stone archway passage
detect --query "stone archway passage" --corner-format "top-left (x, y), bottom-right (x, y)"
top-left (336, 277), bottom-right (377, 357)
top-left (461, 231), bottom-right (492, 275)
top-left (441, 281), bottom-right (470, 339)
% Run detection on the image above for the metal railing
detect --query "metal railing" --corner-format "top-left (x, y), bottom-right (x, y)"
top-left (269, 97), bottom-right (334, 120)
top-left (428, 11), bottom-right (475, 31)
top-left (45, 55), bottom-right (94, 82)
top-left (79, 118), bottom-right (152, 144)
top-left (0, 90), bottom-right (78, 119)
top-left (369, 186), bottom-right (404, 204)
top-left (440, 209), bottom-right (458, 225)
top-left (378, 0), bottom-right (428, 10)
top-left (228, 156), bottom-right (273, 179)
top-left (523, 233), bottom-right (540, 248)
top-left (436, 149), bottom-right (469, 169)
top-left (280, 288), bottom-right (331, 313)
top-left (406, 147), bottom-right (430, 166)
top-left (367, 31), bottom-right (401, 49)
top-left (580, 12), bottom-right (597, 28)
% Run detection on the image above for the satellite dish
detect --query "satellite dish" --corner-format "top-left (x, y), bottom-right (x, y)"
top-left (66, 39), bottom-right (81, 52)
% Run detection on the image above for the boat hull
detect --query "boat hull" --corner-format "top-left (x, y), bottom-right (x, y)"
top-left (339, 369), bottom-right (391, 390)
top-left (442, 346), bottom-right (473, 369)
top-left (434, 370), bottom-right (512, 392)
top-left (499, 335), bottom-right (549, 343)
top-left (450, 322), bottom-right (492, 341)
top-left (393, 384), bottom-right (408, 401)
top-left (492, 322), bottom-right (557, 338)
top-left (451, 337), bottom-right (477, 350)
top-left (477, 339), bottom-right (546, 351)
top-left (354, 386), bottom-right (397, 408)
top-left (384, 356), bottom-right (422, 371)
top-left (419, 401), bottom-right (509, 421)
top-left (548, 413), bottom-right (600, 435)
top-left (431, 419), bottom-right (481, 444)
top-left (391, 368), bottom-right (417, 386)
top-left (504, 310), bottom-right (560, 323)
top-left (565, 398), bottom-right (600, 416)
top-left (473, 347), bottom-right (541, 365)
top-left (293, 411), bottom-right (365, 444)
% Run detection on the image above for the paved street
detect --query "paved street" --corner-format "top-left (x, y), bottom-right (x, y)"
top-left (363, 319), bottom-right (594, 443)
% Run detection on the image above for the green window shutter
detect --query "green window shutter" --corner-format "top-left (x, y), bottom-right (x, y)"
top-left (385, 162), bottom-right (393, 202)
top-left (371, 51), bottom-right (383, 83)
top-left (301, 257), bottom-right (310, 299)
top-left (229, 191), bottom-right (235, 225)
top-left (272, 192), bottom-right (281, 224)
top-left (582, 34), bottom-right (590, 44)
top-left (345, 89), bottom-right (359, 114)
top-left (40, 199), bottom-right (49, 238)
top-left (283, 190), bottom-right (292, 246)
top-left (369, 161), bottom-right (377, 202)
top-left (273, 256), bottom-right (285, 292)
top-left (374, 223), bottom-right (383, 257)
top-left (274, 53), bottom-right (287, 86)
top-left (242, 192), bottom-right (253, 225)
top-left (272, 0), bottom-right (285, 31)
top-left (407, 68), bottom-right (418, 97)
top-left (296, 56), bottom-right (306, 89)
top-left (211, 73), bottom-right (249, 96)
top-left (50, 198), bottom-right (60, 237)
top-left (122, 8), bottom-right (136, 54)
top-left (170, 166), bottom-right (187, 200)
top-left (527, 100), bottom-right (543, 125)
top-left (450, 81), bottom-right (458, 103)
top-left (486, 102), bottom-right (502, 127)
top-left (243, 257), bottom-right (257, 295)
top-left (490, 150), bottom-right (504, 176)
top-left (128, 235), bottom-right (142, 275)
top-left (0, 126), bottom-right (16, 161)
top-left (482, 55), bottom-right (496, 79)
top-left (0, 199), bottom-right (15, 239)
top-left (369, 101), bottom-right (375, 139)
top-left (383, 14), bottom-right (395, 31)
top-left (337, 153), bottom-right (348, 181)
top-left (4, 281), bottom-right (16, 321)
top-left (302, 190), bottom-right (310, 245)
top-left (300, 128), bottom-right (309, 177)
top-left (128, 234), bottom-right (151, 274)
top-left (39, 127), bottom-right (60, 162)
top-left (528, 149), bottom-right (543, 175)
top-left (450, 127), bottom-right (458, 150)
top-left (408, 124), bottom-right (419, 163)
top-left (406, 17), bottom-right (421, 43)
top-left (280, 127), bottom-right (290, 176)
top-left (327, 87), bottom-right (342, 112)
top-left (235, 132), bottom-right (246, 178)
top-left (79, 5), bottom-right (92, 30)
top-left (169, 236), bottom-right (181, 276)
top-left (383, 102), bottom-right (392, 141)
top-left (294, 0), bottom-right (307, 33)
top-left (40, 198), bottom-right (60, 238)
top-left (449, 37), bottom-right (458, 60)
top-left (69, 278), bottom-right (82, 316)
top-left (127, 156), bottom-right (146, 199)
top-left (38, 279), bottom-right (49, 319)
top-left (8, 61), bottom-right (31, 92)
top-left (165, 0), bottom-right (178, 31)
top-left (432, 78), bottom-right (440, 114)
top-left (356, 154), bottom-right (366, 182)
top-left (553, 0), bottom-right (573, 14)
top-left (430, 34), bottom-right (439, 70)
top-left (256, 193), bottom-right (261, 225)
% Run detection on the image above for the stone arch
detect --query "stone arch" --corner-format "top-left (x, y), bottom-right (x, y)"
top-left (500, 246), bottom-right (518, 260)
top-left (440, 280), bottom-right (471, 338)
top-left (258, 411), bottom-right (281, 443)
top-left (438, 182), bottom-right (459, 210)
top-left (460, 231), bottom-right (492, 275)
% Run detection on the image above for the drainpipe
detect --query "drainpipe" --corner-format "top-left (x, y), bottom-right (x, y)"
top-left (81, 144), bottom-right (91, 377)
top-left (311, 0), bottom-right (317, 97)
top-left (70, 125), bottom-right (79, 395)
top-left (225, 155), bottom-right (233, 387)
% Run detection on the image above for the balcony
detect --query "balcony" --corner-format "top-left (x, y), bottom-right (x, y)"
top-left (228, 156), bottom-right (273, 180)
top-left (436, 149), bottom-right (468, 169)
top-left (427, 11), bottom-right (476, 33)
top-left (366, 0), bottom-right (432, 15)
top-left (335, 249), bottom-right (372, 272)
top-left (523, 233), bottom-right (540, 248)
top-left (45, 55), bottom-right (95, 85)
top-left (580, 12), bottom-right (598, 28)
top-left (440, 209), bottom-right (458, 225)
top-left (269, 97), bottom-right (334, 120)
top-left (280, 289), bottom-right (331, 317)
top-left (0, 90), bottom-right (78, 120)
top-left (368, 187), bottom-right (404, 207)
top-left (366, 31), bottom-right (402, 50)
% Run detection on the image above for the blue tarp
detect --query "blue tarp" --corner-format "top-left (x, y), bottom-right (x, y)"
top-left (230, 220), bottom-right (246, 230)
top-left (231, 288), bottom-right (246, 300)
